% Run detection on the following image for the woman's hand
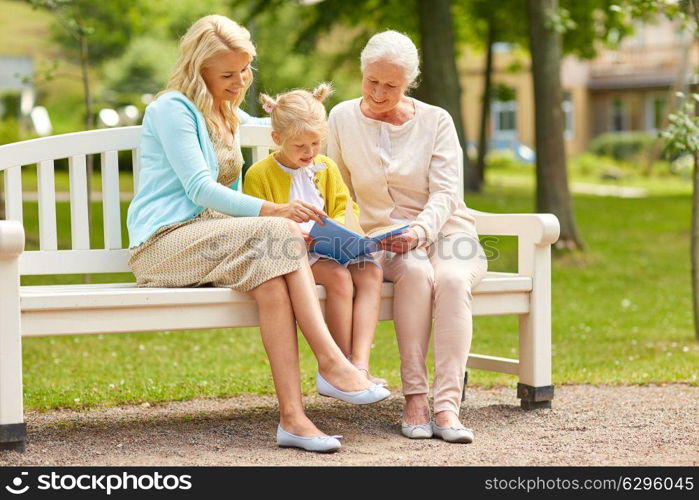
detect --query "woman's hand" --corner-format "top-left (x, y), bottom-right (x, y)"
top-left (378, 228), bottom-right (419, 254)
top-left (260, 200), bottom-right (327, 225)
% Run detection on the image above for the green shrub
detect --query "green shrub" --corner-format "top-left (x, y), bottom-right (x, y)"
top-left (569, 153), bottom-right (617, 177)
top-left (485, 150), bottom-right (529, 170)
top-left (102, 36), bottom-right (178, 99)
top-left (588, 131), bottom-right (658, 162)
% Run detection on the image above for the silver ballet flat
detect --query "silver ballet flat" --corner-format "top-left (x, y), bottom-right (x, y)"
top-left (431, 422), bottom-right (475, 443)
top-left (276, 425), bottom-right (342, 453)
top-left (401, 421), bottom-right (433, 439)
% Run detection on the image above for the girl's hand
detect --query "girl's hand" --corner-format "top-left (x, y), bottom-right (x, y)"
top-left (301, 232), bottom-right (314, 250)
top-left (378, 228), bottom-right (419, 254)
top-left (261, 200), bottom-right (327, 224)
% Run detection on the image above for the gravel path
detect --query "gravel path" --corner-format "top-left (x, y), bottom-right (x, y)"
top-left (1, 384), bottom-right (697, 466)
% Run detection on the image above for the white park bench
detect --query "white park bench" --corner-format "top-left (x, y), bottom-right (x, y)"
top-left (0, 125), bottom-right (559, 451)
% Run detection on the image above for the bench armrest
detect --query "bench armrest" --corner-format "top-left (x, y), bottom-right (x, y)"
top-left (468, 209), bottom-right (560, 246)
top-left (0, 221), bottom-right (25, 260)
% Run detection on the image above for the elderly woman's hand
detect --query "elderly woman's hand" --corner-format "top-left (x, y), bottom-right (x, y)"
top-left (261, 200), bottom-right (327, 225)
top-left (379, 228), bottom-right (419, 254)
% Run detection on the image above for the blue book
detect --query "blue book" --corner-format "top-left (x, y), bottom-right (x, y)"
top-left (309, 218), bottom-right (409, 264)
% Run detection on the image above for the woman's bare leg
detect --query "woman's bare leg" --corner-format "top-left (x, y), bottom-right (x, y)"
top-left (311, 259), bottom-right (353, 356)
top-left (248, 276), bottom-right (324, 437)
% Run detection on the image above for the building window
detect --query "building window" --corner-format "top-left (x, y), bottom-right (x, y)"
top-left (563, 91), bottom-right (574, 140)
top-left (492, 99), bottom-right (517, 141)
top-left (645, 93), bottom-right (667, 132)
top-left (610, 97), bottom-right (628, 131)
top-left (492, 42), bottom-right (516, 53)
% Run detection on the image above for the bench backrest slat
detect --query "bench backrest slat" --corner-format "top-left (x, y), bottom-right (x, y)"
top-left (101, 150), bottom-right (122, 249)
top-left (68, 155), bottom-right (90, 250)
top-left (0, 124), bottom-right (278, 276)
top-left (4, 166), bottom-right (23, 224)
top-left (132, 148), bottom-right (140, 195)
top-left (37, 160), bottom-right (58, 251)
top-left (252, 146), bottom-right (270, 163)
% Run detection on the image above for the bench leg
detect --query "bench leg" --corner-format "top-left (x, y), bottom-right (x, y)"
top-left (0, 245), bottom-right (26, 452)
top-left (0, 424), bottom-right (26, 452)
top-left (517, 243), bottom-right (554, 410)
top-left (461, 370), bottom-right (469, 403)
top-left (517, 383), bottom-right (554, 410)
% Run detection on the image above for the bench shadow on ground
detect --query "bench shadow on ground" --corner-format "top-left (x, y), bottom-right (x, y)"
top-left (8, 396), bottom-right (534, 452)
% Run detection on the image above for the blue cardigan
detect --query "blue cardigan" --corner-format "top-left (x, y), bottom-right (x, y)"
top-left (127, 91), bottom-right (268, 248)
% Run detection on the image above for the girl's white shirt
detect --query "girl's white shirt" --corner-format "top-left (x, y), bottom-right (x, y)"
top-left (273, 156), bottom-right (327, 233)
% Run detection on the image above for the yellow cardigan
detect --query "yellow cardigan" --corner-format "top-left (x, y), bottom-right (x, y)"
top-left (243, 153), bottom-right (360, 225)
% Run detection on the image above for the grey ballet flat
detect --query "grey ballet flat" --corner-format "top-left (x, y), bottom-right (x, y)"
top-left (316, 372), bottom-right (390, 405)
top-left (401, 421), bottom-right (433, 439)
top-left (431, 422), bottom-right (475, 443)
top-left (276, 425), bottom-right (342, 453)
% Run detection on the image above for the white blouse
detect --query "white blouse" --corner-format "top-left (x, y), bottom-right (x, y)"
top-left (274, 157), bottom-right (326, 233)
top-left (327, 97), bottom-right (477, 246)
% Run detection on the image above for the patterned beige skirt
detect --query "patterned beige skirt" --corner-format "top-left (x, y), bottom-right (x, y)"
top-left (128, 210), bottom-right (303, 293)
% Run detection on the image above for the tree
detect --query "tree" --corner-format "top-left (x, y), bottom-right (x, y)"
top-left (527, 0), bottom-right (584, 250)
top-left (662, 92), bottom-right (699, 341)
top-left (660, 0), bottom-right (699, 341)
top-left (455, 0), bottom-right (627, 193)
top-left (456, 0), bottom-right (527, 191)
top-left (415, 0), bottom-right (477, 190)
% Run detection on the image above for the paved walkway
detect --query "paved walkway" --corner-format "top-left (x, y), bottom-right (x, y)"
top-left (1, 384), bottom-right (696, 466)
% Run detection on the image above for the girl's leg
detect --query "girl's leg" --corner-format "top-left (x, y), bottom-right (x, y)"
top-left (347, 262), bottom-right (383, 368)
top-left (281, 221), bottom-right (373, 392)
top-left (311, 259), bottom-right (354, 356)
top-left (248, 276), bottom-right (324, 437)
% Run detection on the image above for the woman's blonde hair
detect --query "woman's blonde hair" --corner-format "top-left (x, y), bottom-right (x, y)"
top-left (161, 15), bottom-right (255, 136)
top-left (259, 83), bottom-right (334, 143)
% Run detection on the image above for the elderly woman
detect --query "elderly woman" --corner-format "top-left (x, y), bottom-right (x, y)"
top-left (327, 31), bottom-right (488, 443)
top-left (126, 15), bottom-right (388, 453)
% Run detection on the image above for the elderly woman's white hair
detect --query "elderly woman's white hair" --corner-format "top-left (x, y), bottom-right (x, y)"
top-left (360, 30), bottom-right (420, 88)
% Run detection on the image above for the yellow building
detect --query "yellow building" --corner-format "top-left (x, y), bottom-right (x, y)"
top-left (458, 16), bottom-right (699, 157)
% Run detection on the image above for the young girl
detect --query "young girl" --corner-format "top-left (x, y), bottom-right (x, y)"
top-left (244, 83), bottom-right (386, 385)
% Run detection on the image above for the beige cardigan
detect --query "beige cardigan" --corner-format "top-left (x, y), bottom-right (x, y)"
top-left (327, 97), bottom-right (477, 247)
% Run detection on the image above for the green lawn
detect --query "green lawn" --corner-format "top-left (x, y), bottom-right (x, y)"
top-left (16, 176), bottom-right (698, 410)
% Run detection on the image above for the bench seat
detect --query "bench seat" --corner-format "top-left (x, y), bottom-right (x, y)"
top-left (19, 272), bottom-right (533, 337)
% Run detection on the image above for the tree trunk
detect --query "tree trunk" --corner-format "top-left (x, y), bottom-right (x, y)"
top-left (476, 19), bottom-right (496, 189)
top-left (527, 0), bottom-right (583, 250)
top-left (416, 0), bottom-right (479, 192)
top-left (693, 154), bottom-right (699, 340)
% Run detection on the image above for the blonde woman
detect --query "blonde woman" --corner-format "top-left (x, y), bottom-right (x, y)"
top-left (126, 15), bottom-right (389, 453)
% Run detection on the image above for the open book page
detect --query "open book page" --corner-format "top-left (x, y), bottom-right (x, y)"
top-left (365, 223), bottom-right (410, 240)
top-left (343, 198), bottom-right (407, 241)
